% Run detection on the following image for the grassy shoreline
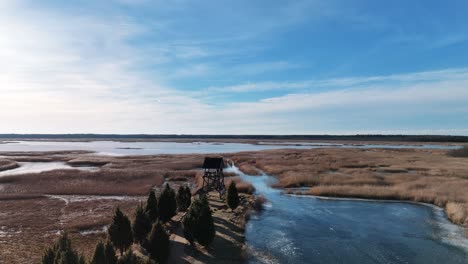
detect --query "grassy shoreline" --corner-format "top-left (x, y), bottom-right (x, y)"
top-left (230, 147), bottom-right (468, 228)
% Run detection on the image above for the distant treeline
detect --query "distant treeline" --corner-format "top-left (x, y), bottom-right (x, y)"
top-left (1, 134), bottom-right (468, 142)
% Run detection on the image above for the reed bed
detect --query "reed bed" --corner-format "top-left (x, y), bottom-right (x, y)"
top-left (0, 169), bottom-right (165, 195)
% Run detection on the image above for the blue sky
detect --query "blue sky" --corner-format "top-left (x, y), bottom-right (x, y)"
top-left (1, 0), bottom-right (468, 134)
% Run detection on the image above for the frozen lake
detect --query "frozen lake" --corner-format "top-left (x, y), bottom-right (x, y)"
top-left (226, 166), bottom-right (468, 264)
top-left (0, 140), bottom-right (460, 156)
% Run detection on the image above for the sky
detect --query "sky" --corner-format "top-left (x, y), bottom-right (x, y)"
top-left (1, 0), bottom-right (468, 135)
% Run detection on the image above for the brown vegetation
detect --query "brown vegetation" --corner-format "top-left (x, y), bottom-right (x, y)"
top-left (0, 151), bottom-right (257, 263)
top-left (1, 145), bottom-right (467, 262)
top-left (0, 195), bottom-right (139, 263)
top-left (0, 152), bottom-right (206, 263)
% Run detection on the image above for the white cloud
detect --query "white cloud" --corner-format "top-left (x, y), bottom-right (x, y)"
top-left (200, 67), bottom-right (468, 94)
top-left (0, 1), bottom-right (467, 135)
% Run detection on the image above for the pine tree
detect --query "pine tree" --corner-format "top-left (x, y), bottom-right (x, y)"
top-left (117, 250), bottom-right (141, 264)
top-left (227, 181), bottom-right (239, 210)
top-left (145, 191), bottom-right (158, 223)
top-left (91, 241), bottom-right (107, 264)
top-left (182, 195), bottom-right (215, 247)
top-left (194, 195), bottom-right (215, 247)
top-left (184, 186), bottom-right (192, 208)
top-left (108, 207), bottom-right (133, 256)
top-left (181, 208), bottom-right (196, 245)
top-left (54, 249), bottom-right (80, 264)
top-left (78, 255), bottom-right (86, 264)
top-left (41, 247), bottom-right (55, 264)
top-left (158, 184), bottom-right (177, 222)
top-left (132, 204), bottom-right (152, 244)
top-left (148, 221), bottom-right (170, 263)
top-left (42, 232), bottom-right (82, 264)
top-left (104, 241), bottom-right (117, 264)
top-left (176, 185), bottom-right (191, 212)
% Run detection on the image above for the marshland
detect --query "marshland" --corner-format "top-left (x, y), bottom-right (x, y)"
top-left (0, 139), bottom-right (467, 263)
top-left (3, 1), bottom-right (468, 263)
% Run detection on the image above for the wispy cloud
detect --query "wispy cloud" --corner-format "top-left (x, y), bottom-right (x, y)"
top-left (198, 67), bottom-right (468, 94)
top-left (0, 1), bottom-right (467, 134)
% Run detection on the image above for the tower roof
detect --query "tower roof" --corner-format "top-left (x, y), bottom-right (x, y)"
top-left (202, 157), bottom-right (224, 169)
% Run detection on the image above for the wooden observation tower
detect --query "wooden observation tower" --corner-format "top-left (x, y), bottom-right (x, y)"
top-left (201, 157), bottom-right (226, 197)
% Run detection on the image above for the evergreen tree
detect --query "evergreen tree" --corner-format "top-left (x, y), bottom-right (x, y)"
top-left (158, 184), bottom-right (177, 222)
top-left (193, 195), bottom-right (215, 247)
top-left (182, 195), bottom-right (215, 247)
top-left (91, 241), bottom-right (107, 264)
top-left (54, 249), bottom-right (80, 264)
top-left (132, 204), bottom-right (152, 244)
top-left (78, 255), bottom-right (86, 264)
top-left (176, 185), bottom-right (191, 212)
top-left (184, 186), bottom-right (192, 208)
top-left (104, 241), bottom-right (117, 264)
top-left (41, 247), bottom-right (55, 264)
top-left (147, 221), bottom-right (170, 263)
top-left (145, 191), bottom-right (158, 223)
top-left (226, 181), bottom-right (239, 210)
top-left (181, 208), bottom-right (196, 245)
top-left (108, 207), bottom-right (133, 256)
top-left (42, 232), bottom-right (82, 264)
top-left (117, 250), bottom-right (141, 264)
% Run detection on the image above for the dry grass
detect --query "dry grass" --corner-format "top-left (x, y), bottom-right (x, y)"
top-left (0, 169), bottom-right (165, 195)
top-left (225, 177), bottom-right (256, 194)
top-left (0, 153), bottom-right (209, 196)
top-left (228, 148), bottom-right (468, 227)
top-left (0, 152), bottom-right (258, 263)
top-left (0, 195), bottom-right (140, 263)
top-left (0, 152), bottom-right (210, 263)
